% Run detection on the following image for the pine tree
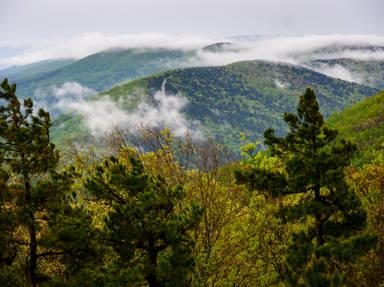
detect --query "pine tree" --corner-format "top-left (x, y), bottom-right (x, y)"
top-left (0, 79), bottom-right (101, 286)
top-left (0, 78), bottom-right (59, 285)
top-left (236, 88), bottom-right (376, 286)
top-left (85, 152), bottom-right (202, 287)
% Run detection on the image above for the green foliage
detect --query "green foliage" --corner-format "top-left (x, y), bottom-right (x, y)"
top-left (0, 165), bottom-right (17, 273)
top-left (0, 59), bottom-right (75, 82)
top-left (62, 60), bottom-right (377, 153)
top-left (236, 88), bottom-right (377, 286)
top-left (0, 78), bottom-right (59, 286)
top-left (0, 79), bottom-right (101, 286)
top-left (85, 153), bottom-right (202, 287)
top-left (346, 152), bottom-right (384, 286)
top-left (328, 91), bottom-right (384, 165)
top-left (1, 75), bottom-right (382, 286)
top-left (7, 48), bottom-right (192, 100)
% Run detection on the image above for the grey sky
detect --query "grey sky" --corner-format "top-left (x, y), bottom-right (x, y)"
top-left (1, 0), bottom-right (383, 45)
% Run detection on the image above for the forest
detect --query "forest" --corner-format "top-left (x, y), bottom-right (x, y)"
top-left (1, 77), bottom-right (383, 287)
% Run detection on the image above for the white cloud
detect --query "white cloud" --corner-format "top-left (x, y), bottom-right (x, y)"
top-left (52, 81), bottom-right (95, 97)
top-left (0, 32), bottom-right (216, 66)
top-left (2, 33), bottom-right (384, 67)
top-left (34, 81), bottom-right (96, 112)
top-left (57, 97), bottom-right (130, 136)
top-left (306, 63), bottom-right (362, 83)
top-left (274, 79), bottom-right (289, 88)
top-left (193, 35), bottom-right (384, 67)
top-left (36, 81), bottom-right (203, 138)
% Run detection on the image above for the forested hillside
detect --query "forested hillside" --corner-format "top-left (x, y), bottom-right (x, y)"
top-left (58, 60), bottom-right (376, 151)
top-left (0, 59), bottom-right (75, 82)
top-left (328, 90), bottom-right (384, 163)
top-left (1, 79), bottom-right (383, 286)
top-left (2, 0), bottom-right (383, 285)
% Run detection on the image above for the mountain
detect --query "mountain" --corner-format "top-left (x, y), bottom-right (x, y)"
top-left (53, 60), bottom-right (378, 152)
top-left (293, 44), bottom-right (384, 63)
top-left (202, 42), bottom-right (233, 52)
top-left (0, 58), bottom-right (75, 81)
top-left (327, 90), bottom-right (384, 163)
top-left (306, 58), bottom-right (384, 89)
top-left (2, 42), bottom-right (384, 104)
top-left (2, 48), bottom-right (195, 101)
top-left (1, 41), bottom-right (382, 153)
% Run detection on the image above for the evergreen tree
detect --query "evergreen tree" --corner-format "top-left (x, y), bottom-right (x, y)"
top-left (236, 88), bottom-right (376, 286)
top-left (85, 152), bottom-right (202, 287)
top-left (0, 78), bottom-right (58, 286)
top-left (0, 79), bottom-right (101, 286)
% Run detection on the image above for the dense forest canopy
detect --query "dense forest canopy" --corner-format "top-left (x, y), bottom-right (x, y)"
top-left (1, 78), bottom-right (383, 286)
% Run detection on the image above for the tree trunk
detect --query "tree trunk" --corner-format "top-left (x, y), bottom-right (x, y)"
top-left (28, 221), bottom-right (37, 287)
top-left (147, 239), bottom-right (159, 287)
top-left (315, 215), bottom-right (324, 246)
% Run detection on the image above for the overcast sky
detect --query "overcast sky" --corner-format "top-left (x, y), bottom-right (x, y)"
top-left (1, 0), bottom-right (383, 44)
top-left (0, 0), bottom-right (383, 65)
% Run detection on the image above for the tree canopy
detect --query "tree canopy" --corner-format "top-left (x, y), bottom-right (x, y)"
top-left (0, 80), bottom-right (382, 286)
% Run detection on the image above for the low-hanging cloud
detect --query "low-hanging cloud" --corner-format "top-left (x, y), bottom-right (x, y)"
top-left (0, 32), bottom-right (216, 67)
top-left (36, 81), bottom-right (203, 138)
top-left (2, 33), bottom-right (384, 67)
top-left (274, 79), bottom-right (290, 89)
top-left (34, 81), bottom-right (97, 113)
top-left (193, 35), bottom-right (384, 67)
top-left (306, 63), bottom-right (362, 83)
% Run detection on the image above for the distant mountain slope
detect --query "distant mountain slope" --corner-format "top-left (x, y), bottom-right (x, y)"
top-left (327, 90), bottom-right (384, 162)
top-left (4, 48), bottom-right (194, 100)
top-left (59, 60), bottom-right (376, 152)
top-left (0, 58), bottom-right (74, 81)
top-left (202, 42), bottom-right (233, 52)
top-left (306, 58), bottom-right (384, 89)
top-left (2, 43), bottom-right (384, 103)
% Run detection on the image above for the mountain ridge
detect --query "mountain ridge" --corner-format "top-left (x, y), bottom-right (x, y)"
top-left (52, 59), bottom-right (378, 152)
